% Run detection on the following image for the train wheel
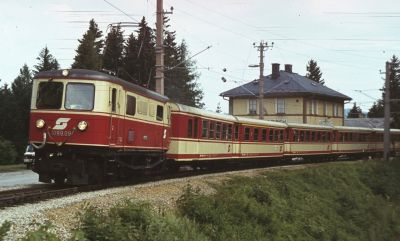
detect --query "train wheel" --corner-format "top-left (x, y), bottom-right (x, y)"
top-left (87, 161), bottom-right (104, 184)
top-left (54, 176), bottom-right (66, 185)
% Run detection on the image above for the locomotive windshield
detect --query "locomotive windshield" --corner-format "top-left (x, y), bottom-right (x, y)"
top-left (36, 82), bottom-right (63, 109)
top-left (65, 83), bottom-right (95, 110)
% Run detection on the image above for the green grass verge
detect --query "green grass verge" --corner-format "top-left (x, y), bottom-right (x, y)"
top-left (5, 160), bottom-right (400, 241)
top-left (0, 164), bottom-right (26, 173)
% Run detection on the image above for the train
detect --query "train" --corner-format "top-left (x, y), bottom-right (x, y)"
top-left (28, 69), bottom-right (400, 185)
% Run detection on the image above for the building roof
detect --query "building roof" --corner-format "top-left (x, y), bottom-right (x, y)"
top-left (344, 118), bottom-right (385, 128)
top-left (220, 70), bottom-right (352, 101)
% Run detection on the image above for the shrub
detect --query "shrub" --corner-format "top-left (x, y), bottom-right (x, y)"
top-left (79, 200), bottom-right (208, 241)
top-left (0, 221), bottom-right (11, 240)
top-left (0, 137), bottom-right (17, 165)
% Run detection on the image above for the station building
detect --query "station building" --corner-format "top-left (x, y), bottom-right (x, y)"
top-left (220, 63), bottom-right (352, 126)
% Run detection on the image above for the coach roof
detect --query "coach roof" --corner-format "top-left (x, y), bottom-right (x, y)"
top-left (34, 69), bottom-right (169, 103)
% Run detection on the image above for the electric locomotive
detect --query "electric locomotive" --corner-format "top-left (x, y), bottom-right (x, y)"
top-left (29, 69), bottom-right (170, 185)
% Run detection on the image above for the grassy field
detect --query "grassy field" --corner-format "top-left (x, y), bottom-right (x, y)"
top-left (0, 164), bottom-right (26, 173)
top-left (3, 160), bottom-right (400, 241)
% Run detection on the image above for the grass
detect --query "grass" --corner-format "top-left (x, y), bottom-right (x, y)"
top-left (0, 164), bottom-right (26, 173)
top-left (3, 160), bottom-right (400, 241)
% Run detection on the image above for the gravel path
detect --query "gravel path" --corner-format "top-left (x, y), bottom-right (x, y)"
top-left (0, 165), bottom-right (308, 240)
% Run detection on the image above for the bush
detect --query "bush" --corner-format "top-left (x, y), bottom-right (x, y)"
top-left (0, 137), bottom-right (17, 165)
top-left (79, 201), bottom-right (208, 241)
top-left (0, 221), bottom-right (11, 240)
top-left (177, 161), bottom-right (400, 241)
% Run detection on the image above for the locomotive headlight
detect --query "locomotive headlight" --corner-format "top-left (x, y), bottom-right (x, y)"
top-left (77, 120), bottom-right (88, 131)
top-left (36, 119), bottom-right (45, 129)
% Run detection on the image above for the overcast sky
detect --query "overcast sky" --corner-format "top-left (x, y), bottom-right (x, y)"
top-left (1, 0), bottom-right (399, 113)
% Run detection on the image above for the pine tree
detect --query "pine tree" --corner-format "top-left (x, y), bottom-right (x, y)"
top-left (120, 33), bottom-right (139, 83)
top-left (306, 59), bottom-right (325, 85)
top-left (33, 46), bottom-right (60, 74)
top-left (369, 55), bottom-right (400, 127)
top-left (368, 100), bottom-right (384, 118)
top-left (388, 55), bottom-right (400, 128)
top-left (121, 17), bottom-right (155, 88)
top-left (347, 102), bottom-right (363, 118)
top-left (103, 26), bottom-right (124, 74)
top-left (71, 19), bottom-right (104, 70)
top-left (11, 64), bottom-right (32, 154)
top-left (172, 40), bottom-right (204, 108)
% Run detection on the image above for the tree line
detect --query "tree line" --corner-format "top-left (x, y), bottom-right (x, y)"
top-left (0, 17), bottom-right (204, 164)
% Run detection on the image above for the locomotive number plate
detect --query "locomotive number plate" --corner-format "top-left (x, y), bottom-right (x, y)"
top-left (51, 130), bottom-right (73, 137)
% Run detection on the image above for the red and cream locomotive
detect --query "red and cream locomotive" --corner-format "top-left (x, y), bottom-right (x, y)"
top-left (29, 69), bottom-right (400, 185)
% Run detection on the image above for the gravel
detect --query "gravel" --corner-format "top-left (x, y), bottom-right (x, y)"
top-left (0, 165), bottom-right (306, 240)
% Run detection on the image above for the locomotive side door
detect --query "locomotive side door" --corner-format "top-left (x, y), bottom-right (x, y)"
top-left (109, 86), bottom-right (123, 146)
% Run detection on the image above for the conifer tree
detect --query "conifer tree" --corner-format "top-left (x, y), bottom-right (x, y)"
top-left (71, 19), bottom-right (103, 70)
top-left (11, 64), bottom-right (32, 153)
top-left (121, 33), bottom-right (139, 83)
top-left (121, 17), bottom-right (155, 88)
top-left (163, 17), bottom-right (204, 107)
top-left (306, 59), bottom-right (325, 85)
top-left (347, 102), bottom-right (363, 118)
top-left (33, 46), bottom-right (60, 74)
top-left (103, 26), bottom-right (124, 74)
top-left (368, 55), bottom-right (400, 127)
top-left (368, 100), bottom-right (384, 118)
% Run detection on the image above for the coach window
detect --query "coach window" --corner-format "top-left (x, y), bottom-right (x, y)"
top-left (201, 120), bottom-right (208, 138)
top-left (234, 125), bottom-right (239, 140)
top-left (268, 129), bottom-right (274, 142)
top-left (194, 119), bottom-right (198, 138)
top-left (254, 128), bottom-right (259, 141)
top-left (244, 127), bottom-right (250, 141)
top-left (222, 124), bottom-right (227, 140)
top-left (262, 129), bottom-right (267, 141)
top-left (126, 95), bottom-right (136, 116)
top-left (215, 122), bottom-right (222, 139)
top-left (111, 88), bottom-right (117, 112)
top-left (156, 105), bottom-right (164, 121)
top-left (227, 124), bottom-right (233, 140)
top-left (293, 130), bottom-right (299, 142)
top-left (299, 131), bottom-right (304, 142)
top-left (187, 119), bottom-right (193, 138)
top-left (273, 130), bottom-right (279, 142)
top-left (209, 122), bottom-right (215, 139)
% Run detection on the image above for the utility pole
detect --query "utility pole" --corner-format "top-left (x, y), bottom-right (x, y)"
top-left (384, 61), bottom-right (391, 161)
top-left (155, 0), bottom-right (164, 95)
top-left (249, 41), bottom-right (273, 120)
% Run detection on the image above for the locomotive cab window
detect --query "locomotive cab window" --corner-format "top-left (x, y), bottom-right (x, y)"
top-left (156, 105), bottom-right (163, 121)
top-left (126, 95), bottom-right (136, 116)
top-left (65, 83), bottom-right (95, 111)
top-left (36, 82), bottom-right (63, 109)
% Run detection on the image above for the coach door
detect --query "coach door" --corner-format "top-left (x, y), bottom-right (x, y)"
top-left (109, 87), bottom-right (123, 146)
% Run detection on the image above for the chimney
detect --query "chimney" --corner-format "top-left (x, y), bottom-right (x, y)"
top-left (284, 64), bottom-right (292, 73)
top-left (271, 63), bottom-right (280, 79)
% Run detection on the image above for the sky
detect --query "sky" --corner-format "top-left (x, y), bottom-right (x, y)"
top-left (1, 0), bottom-right (400, 113)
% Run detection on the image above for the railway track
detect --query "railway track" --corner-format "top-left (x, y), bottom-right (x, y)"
top-left (0, 157), bottom-right (358, 209)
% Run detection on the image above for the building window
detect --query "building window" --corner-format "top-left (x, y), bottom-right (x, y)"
top-left (276, 98), bottom-right (285, 114)
top-left (249, 99), bottom-right (257, 115)
top-left (309, 99), bottom-right (318, 115)
top-left (323, 102), bottom-right (328, 116)
top-left (333, 103), bottom-right (339, 117)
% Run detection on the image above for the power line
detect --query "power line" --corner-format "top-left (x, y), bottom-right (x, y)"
top-left (102, 0), bottom-right (139, 23)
